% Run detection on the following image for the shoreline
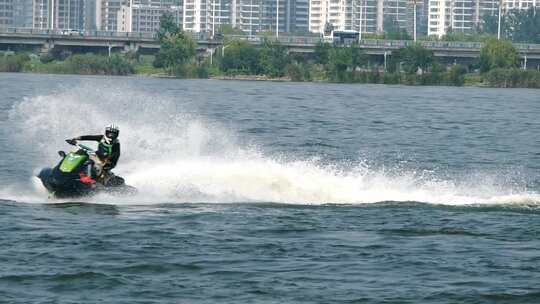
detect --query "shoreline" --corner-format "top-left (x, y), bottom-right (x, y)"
top-left (1, 70), bottom-right (537, 89)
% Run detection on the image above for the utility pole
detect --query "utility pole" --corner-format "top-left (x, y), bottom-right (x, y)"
top-left (413, 0), bottom-right (417, 42)
top-left (497, 0), bottom-right (502, 40)
top-left (276, 0), bottom-right (279, 38)
top-left (359, 0), bottom-right (363, 40)
top-left (249, 0), bottom-right (253, 39)
top-left (212, 0), bottom-right (215, 38)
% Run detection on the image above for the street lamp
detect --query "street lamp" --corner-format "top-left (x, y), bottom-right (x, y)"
top-left (212, 0), bottom-right (215, 38)
top-left (497, 0), bottom-right (502, 40)
top-left (276, 0), bottom-right (279, 38)
top-left (358, 0), bottom-right (363, 41)
top-left (222, 44), bottom-right (231, 57)
top-left (412, 0), bottom-right (417, 42)
top-left (249, 0), bottom-right (253, 39)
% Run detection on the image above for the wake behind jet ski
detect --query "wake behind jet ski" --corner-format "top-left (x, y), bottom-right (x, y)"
top-left (37, 124), bottom-right (136, 198)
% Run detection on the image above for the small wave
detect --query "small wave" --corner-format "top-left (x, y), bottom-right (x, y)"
top-left (0, 271), bottom-right (120, 284)
top-left (380, 227), bottom-right (487, 237)
top-left (110, 263), bottom-right (202, 274)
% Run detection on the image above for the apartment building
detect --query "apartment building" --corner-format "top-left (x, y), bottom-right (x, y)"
top-left (349, 0), bottom-right (379, 34)
top-left (428, 0), bottom-right (539, 37)
top-left (382, 0), bottom-right (410, 32)
top-left (308, 0), bottom-right (346, 33)
top-left (117, 0), bottom-right (181, 33)
top-left (33, 0), bottom-right (53, 29)
top-left (309, 0), bottom-right (412, 36)
top-left (56, 0), bottom-right (85, 29)
top-left (291, 0), bottom-right (309, 33)
top-left (505, 0), bottom-right (538, 9)
top-left (0, 0), bottom-right (14, 28)
top-left (29, 0), bottom-right (86, 30)
top-left (97, 0), bottom-right (125, 31)
top-left (235, 0), bottom-right (292, 35)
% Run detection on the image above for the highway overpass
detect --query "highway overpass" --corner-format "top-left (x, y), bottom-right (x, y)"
top-left (1, 28), bottom-right (540, 67)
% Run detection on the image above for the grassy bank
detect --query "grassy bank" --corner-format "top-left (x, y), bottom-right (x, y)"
top-left (2, 50), bottom-right (539, 88)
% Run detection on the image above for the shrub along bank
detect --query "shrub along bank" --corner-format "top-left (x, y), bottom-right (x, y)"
top-left (1, 52), bottom-right (135, 76)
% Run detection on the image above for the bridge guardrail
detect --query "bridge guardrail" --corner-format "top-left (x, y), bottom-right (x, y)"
top-left (2, 27), bottom-right (540, 52)
top-left (0, 27), bottom-right (156, 39)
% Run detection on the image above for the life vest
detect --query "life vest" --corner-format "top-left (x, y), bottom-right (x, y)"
top-left (97, 137), bottom-right (117, 160)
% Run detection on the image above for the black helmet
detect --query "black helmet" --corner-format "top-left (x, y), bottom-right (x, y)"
top-left (105, 124), bottom-right (119, 140)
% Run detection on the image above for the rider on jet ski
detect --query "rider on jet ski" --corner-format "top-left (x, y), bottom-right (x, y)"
top-left (66, 124), bottom-right (120, 186)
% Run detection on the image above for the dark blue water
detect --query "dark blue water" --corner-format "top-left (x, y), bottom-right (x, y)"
top-left (1, 73), bottom-right (540, 303)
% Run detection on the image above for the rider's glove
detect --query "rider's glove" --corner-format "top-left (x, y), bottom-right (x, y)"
top-left (66, 138), bottom-right (77, 145)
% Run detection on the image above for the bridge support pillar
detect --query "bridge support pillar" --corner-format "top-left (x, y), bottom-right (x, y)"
top-left (41, 40), bottom-right (55, 55)
top-left (123, 42), bottom-right (140, 54)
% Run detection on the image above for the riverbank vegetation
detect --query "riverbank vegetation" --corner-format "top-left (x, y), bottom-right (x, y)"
top-left (203, 38), bottom-right (538, 88)
top-left (2, 38), bottom-right (538, 88)
top-left (1, 12), bottom-right (539, 88)
top-left (0, 51), bottom-right (135, 75)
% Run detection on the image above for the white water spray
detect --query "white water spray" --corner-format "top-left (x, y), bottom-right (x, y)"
top-left (5, 83), bottom-right (540, 206)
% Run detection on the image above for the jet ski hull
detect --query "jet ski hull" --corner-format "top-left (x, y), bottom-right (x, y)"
top-left (38, 167), bottom-right (136, 199)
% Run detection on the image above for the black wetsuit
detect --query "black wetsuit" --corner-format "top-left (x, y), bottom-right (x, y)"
top-left (76, 135), bottom-right (120, 170)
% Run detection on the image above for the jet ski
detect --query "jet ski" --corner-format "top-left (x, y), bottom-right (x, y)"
top-left (37, 140), bottom-right (137, 199)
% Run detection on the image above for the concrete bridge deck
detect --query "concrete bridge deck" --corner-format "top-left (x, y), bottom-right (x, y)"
top-left (1, 28), bottom-right (540, 62)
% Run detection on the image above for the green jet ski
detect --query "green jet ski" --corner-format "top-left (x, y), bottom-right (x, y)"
top-left (38, 140), bottom-right (137, 199)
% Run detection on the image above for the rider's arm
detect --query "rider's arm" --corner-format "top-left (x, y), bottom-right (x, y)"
top-left (75, 135), bottom-right (103, 142)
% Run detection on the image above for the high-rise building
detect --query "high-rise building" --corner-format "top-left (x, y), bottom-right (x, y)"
top-left (428, 0), bottom-right (539, 37)
top-left (97, 0), bottom-right (126, 31)
top-left (235, 0), bottom-right (290, 35)
top-left (309, 0), bottom-right (411, 36)
top-left (56, 0), bottom-right (85, 29)
top-left (290, 0), bottom-right (309, 33)
top-left (205, 0), bottom-right (233, 34)
top-left (31, 0), bottom-right (86, 30)
top-left (117, 0), bottom-right (182, 32)
top-left (381, 0), bottom-right (409, 32)
top-left (350, 0), bottom-right (379, 34)
top-left (182, 0), bottom-right (207, 32)
top-left (0, 0), bottom-right (14, 28)
top-left (14, 0), bottom-right (34, 28)
top-left (85, 0), bottom-right (97, 30)
top-left (504, 0), bottom-right (538, 9)
top-left (33, 0), bottom-right (53, 29)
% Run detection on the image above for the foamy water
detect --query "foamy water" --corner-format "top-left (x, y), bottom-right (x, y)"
top-left (3, 81), bottom-right (540, 206)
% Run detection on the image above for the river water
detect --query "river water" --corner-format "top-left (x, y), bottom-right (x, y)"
top-left (1, 73), bottom-right (540, 303)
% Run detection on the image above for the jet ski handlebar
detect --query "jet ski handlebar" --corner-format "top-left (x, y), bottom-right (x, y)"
top-left (66, 139), bottom-right (96, 155)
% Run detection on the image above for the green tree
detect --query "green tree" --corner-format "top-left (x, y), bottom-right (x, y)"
top-left (481, 12), bottom-right (499, 35)
top-left (220, 40), bottom-right (261, 74)
top-left (479, 38), bottom-right (518, 73)
top-left (217, 25), bottom-right (246, 36)
top-left (285, 63), bottom-right (303, 81)
top-left (259, 41), bottom-right (290, 77)
top-left (351, 45), bottom-right (367, 68)
top-left (328, 46), bottom-right (353, 81)
top-left (0, 53), bottom-right (30, 72)
top-left (447, 64), bottom-right (467, 86)
top-left (156, 31), bottom-right (197, 75)
top-left (400, 44), bottom-right (434, 74)
top-left (314, 42), bottom-right (331, 65)
top-left (508, 7), bottom-right (540, 43)
top-left (481, 8), bottom-right (540, 43)
top-left (157, 12), bottom-right (180, 42)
